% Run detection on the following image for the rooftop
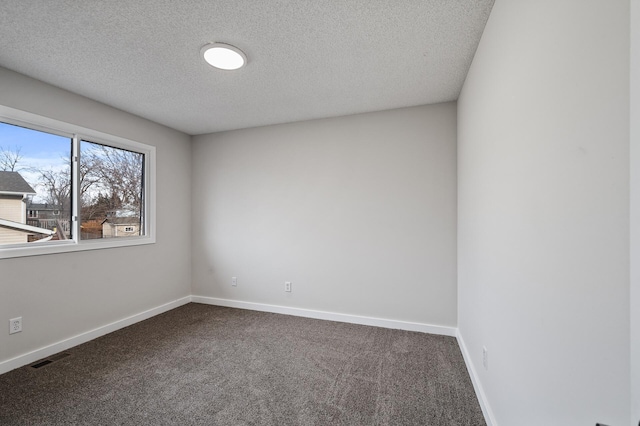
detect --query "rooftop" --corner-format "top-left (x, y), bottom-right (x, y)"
top-left (0, 171), bottom-right (36, 195)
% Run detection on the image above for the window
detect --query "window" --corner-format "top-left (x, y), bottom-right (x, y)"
top-left (0, 105), bottom-right (155, 259)
top-left (79, 140), bottom-right (145, 240)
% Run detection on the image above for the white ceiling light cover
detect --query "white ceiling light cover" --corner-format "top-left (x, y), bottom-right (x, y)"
top-left (201, 43), bottom-right (247, 70)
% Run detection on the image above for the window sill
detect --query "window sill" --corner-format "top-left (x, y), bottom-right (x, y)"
top-left (0, 235), bottom-right (156, 259)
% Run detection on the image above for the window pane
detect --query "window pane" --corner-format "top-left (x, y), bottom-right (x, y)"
top-left (0, 121), bottom-right (72, 246)
top-left (79, 140), bottom-right (144, 240)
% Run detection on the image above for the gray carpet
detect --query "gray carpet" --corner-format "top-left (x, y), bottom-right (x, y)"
top-left (0, 303), bottom-right (486, 425)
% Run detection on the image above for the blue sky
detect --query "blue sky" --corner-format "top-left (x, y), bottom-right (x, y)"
top-left (1, 121), bottom-right (141, 203)
top-left (0, 121), bottom-right (71, 162)
top-left (0, 121), bottom-right (71, 200)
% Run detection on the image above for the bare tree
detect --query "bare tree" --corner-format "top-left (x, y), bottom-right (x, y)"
top-left (0, 145), bottom-right (23, 171)
top-left (82, 143), bottom-right (143, 217)
top-left (25, 142), bottom-right (143, 224)
top-left (77, 152), bottom-right (102, 219)
top-left (34, 166), bottom-right (72, 212)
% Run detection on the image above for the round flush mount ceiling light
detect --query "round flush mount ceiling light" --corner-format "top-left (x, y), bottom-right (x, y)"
top-left (201, 43), bottom-right (247, 70)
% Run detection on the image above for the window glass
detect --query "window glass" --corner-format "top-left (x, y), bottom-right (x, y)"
top-left (0, 106), bottom-right (155, 259)
top-left (0, 122), bottom-right (72, 246)
top-left (79, 140), bottom-right (144, 240)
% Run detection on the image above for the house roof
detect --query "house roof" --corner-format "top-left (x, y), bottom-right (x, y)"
top-left (102, 217), bottom-right (140, 225)
top-left (27, 203), bottom-right (62, 211)
top-left (0, 171), bottom-right (36, 195)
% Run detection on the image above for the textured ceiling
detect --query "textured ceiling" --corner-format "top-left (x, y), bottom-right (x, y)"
top-left (0, 1), bottom-right (494, 135)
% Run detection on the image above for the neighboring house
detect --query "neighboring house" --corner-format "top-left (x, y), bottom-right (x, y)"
top-left (0, 171), bottom-right (54, 244)
top-left (26, 202), bottom-right (71, 239)
top-left (101, 217), bottom-right (141, 238)
top-left (27, 203), bottom-right (62, 219)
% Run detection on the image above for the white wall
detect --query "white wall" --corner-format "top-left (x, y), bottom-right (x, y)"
top-left (631, 1), bottom-right (640, 424)
top-left (0, 67), bottom-right (192, 366)
top-left (458, 1), bottom-right (630, 425)
top-left (192, 103), bottom-right (458, 327)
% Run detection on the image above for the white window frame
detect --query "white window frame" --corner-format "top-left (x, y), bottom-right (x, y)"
top-left (0, 105), bottom-right (156, 259)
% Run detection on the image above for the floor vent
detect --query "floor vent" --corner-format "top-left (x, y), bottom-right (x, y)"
top-left (30, 360), bottom-right (53, 369)
top-left (30, 352), bottom-right (72, 369)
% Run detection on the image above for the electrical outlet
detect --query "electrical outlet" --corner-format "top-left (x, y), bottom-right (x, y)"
top-left (284, 281), bottom-right (292, 292)
top-left (232, 277), bottom-right (237, 287)
top-left (9, 317), bottom-right (22, 334)
top-left (482, 346), bottom-right (488, 370)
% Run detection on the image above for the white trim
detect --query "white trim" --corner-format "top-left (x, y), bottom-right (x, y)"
top-left (0, 218), bottom-right (55, 235)
top-left (0, 191), bottom-right (36, 196)
top-left (0, 296), bottom-right (191, 375)
top-left (0, 234), bottom-right (155, 258)
top-left (191, 295), bottom-right (457, 336)
top-left (456, 329), bottom-right (497, 426)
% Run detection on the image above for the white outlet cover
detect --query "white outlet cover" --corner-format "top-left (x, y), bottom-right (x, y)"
top-left (9, 317), bottom-right (22, 334)
top-left (285, 281), bottom-right (292, 292)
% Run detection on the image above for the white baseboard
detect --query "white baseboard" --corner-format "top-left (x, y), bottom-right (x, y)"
top-left (456, 329), bottom-right (497, 426)
top-left (191, 295), bottom-right (457, 337)
top-left (0, 296), bottom-right (192, 375)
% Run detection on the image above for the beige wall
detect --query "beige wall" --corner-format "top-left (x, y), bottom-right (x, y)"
top-left (102, 224), bottom-right (140, 238)
top-left (192, 103), bottom-right (458, 327)
top-left (0, 196), bottom-right (28, 245)
top-left (0, 196), bottom-right (24, 223)
top-left (0, 228), bottom-right (28, 245)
